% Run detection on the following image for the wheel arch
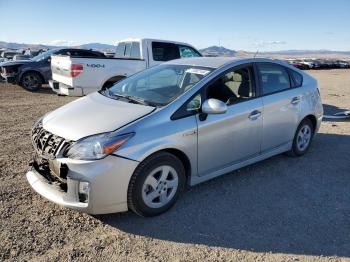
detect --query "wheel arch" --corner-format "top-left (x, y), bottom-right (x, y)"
top-left (302, 114), bottom-right (317, 132)
top-left (101, 75), bottom-right (126, 89)
top-left (134, 148), bottom-right (192, 182)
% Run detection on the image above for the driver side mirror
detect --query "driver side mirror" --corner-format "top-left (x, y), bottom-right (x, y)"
top-left (202, 98), bottom-right (227, 114)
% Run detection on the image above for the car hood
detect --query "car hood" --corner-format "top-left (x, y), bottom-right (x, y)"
top-left (43, 92), bottom-right (155, 141)
top-left (0, 60), bottom-right (33, 67)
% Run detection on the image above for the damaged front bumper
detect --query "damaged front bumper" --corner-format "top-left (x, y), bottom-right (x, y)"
top-left (26, 154), bottom-right (139, 214)
top-left (1, 66), bottom-right (19, 84)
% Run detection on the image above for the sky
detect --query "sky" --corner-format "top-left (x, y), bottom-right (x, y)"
top-left (1, 0), bottom-right (350, 51)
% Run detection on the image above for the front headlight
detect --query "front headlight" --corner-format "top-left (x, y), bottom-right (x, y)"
top-left (65, 132), bottom-right (134, 160)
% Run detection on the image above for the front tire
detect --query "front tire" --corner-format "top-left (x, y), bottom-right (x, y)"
top-left (287, 118), bottom-right (314, 157)
top-left (21, 72), bottom-right (43, 91)
top-left (127, 152), bottom-right (186, 217)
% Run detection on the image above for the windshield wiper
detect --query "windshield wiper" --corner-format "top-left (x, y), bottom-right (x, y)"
top-left (106, 91), bottom-right (157, 107)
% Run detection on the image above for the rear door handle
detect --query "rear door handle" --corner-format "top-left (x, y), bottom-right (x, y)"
top-left (249, 110), bottom-right (261, 120)
top-left (291, 96), bottom-right (301, 105)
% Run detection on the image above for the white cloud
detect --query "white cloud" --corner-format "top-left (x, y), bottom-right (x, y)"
top-left (254, 40), bottom-right (287, 48)
top-left (47, 40), bottom-right (79, 46)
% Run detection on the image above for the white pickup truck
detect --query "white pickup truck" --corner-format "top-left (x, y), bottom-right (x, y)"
top-left (50, 38), bottom-right (202, 96)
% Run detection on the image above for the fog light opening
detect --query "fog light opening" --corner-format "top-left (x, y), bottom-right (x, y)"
top-left (78, 181), bottom-right (90, 203)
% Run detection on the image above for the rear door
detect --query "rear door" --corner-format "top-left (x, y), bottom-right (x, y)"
top-left (255, 62), bottom-right (301, 152)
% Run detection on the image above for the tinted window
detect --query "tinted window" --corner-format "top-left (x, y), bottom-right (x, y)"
top-left (178, 45), bottom-right (201, 58)
top-left (152, 42), bottom-right (180, 61)
top-left (289, 70), bottom-right (303, 87)
top-left (257, 63), bottom-right (291, 95)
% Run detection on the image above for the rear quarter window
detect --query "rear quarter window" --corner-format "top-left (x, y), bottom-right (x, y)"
top-left (289, 69), bottom-right (303, 87)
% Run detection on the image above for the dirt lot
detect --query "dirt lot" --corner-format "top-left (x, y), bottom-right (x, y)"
top-left (0, 70), bottom-right (349, 262)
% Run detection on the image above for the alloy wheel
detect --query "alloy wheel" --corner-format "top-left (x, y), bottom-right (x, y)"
top-left (141, 165), bottom-right (179, 209)
top-left (296, 125), bottom-right (312, 151)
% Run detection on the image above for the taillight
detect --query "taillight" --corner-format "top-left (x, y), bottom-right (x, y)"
top-left (70, 64), bottom-right (83, 77)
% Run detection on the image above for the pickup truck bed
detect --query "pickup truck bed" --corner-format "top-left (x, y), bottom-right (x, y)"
top-left (50, 38), bottom-right (202, 96)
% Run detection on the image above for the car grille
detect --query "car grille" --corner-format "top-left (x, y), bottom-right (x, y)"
top-left (31, 120), bottom-right (71, 160)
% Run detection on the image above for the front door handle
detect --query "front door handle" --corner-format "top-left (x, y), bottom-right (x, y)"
top-left (249, 110), bottom-right (261, 120)
top-left (291, 96), bottom-right (301, 105)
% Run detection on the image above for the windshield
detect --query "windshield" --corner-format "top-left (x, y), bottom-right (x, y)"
top-left (103, 64), bottom-right (213, 106)
top-left (31, 49), bottom-right (60, 62)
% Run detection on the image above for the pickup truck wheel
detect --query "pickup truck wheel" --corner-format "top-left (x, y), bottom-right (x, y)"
top-left (21, 72), bottom-right (42, 91)
top-left (127, 152), bottom-right (186, 217)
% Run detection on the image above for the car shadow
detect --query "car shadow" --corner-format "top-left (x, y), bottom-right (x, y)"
top-left (96, 133), bottom-right (350, 257)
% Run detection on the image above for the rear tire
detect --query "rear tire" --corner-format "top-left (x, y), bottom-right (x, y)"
top-left (21, 72), bottom-right (42, 91)
top-left (127, 152), bottom-right (186, 217)
top-left (287, 118), bottom-right (314, 157)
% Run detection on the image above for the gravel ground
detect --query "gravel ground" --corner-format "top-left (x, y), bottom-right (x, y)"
top-left (0, 69), bottom-right (349, 262)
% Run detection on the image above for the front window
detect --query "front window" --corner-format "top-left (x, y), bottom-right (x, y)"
top-left (179, 45), bottom-right (201, 58)
top-left (103, 64), bottom-right (213, 106)
top-left (206, 65), bottom-right (255, 104)
top-left (152, 42), bottom-right (202, 62)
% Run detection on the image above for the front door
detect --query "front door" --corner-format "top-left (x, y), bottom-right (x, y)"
top-left (196, 64), bottom-right (263, 176)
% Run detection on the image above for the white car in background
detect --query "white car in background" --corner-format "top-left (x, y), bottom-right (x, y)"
top-left (50, 38), bottom-right (202, 96)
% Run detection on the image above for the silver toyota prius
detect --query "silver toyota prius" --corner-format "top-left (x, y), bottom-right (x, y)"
top-left (27, 57), bottom-right (323, 216)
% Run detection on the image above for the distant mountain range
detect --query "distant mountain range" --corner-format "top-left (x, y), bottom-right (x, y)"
top-left (0, 41), bottom-right (115, 51)
top-left (200, 46), bottom-right (237, 57)
top-left (1, 41), bottom-right (350, 59)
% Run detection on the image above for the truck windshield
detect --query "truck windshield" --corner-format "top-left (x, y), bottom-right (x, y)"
top-left (31, 49), bottom-right (60, 62)
top-left (104, 64), bottom-right (213, 106)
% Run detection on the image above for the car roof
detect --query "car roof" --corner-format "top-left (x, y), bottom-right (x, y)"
top-left (164, 57), bottom-right (286, 69)
top-left (164, 57), bottom-right (240, 68)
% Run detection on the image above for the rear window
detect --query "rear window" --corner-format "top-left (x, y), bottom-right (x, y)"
top-left (115, 43), bottom-right (126, 57)
top-left (289, 70), bottom-right (303, 87)
top-left (130, 42), bottom-right (141, 59)
top-left (115, 42), bottom-right (141, 59)
top-left (257, 63), bottom-right (291, 95)
top-left (124, 43), bottom-right (132, 57)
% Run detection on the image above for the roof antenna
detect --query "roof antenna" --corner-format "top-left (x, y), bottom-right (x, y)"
top-left (254, 48), bottom-right (259, 58)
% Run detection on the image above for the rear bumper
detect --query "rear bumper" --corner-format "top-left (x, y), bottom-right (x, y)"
top-left (26, 155), bottom-right (139, 214)
top-left (49, 80), bottom-right (83, 96)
